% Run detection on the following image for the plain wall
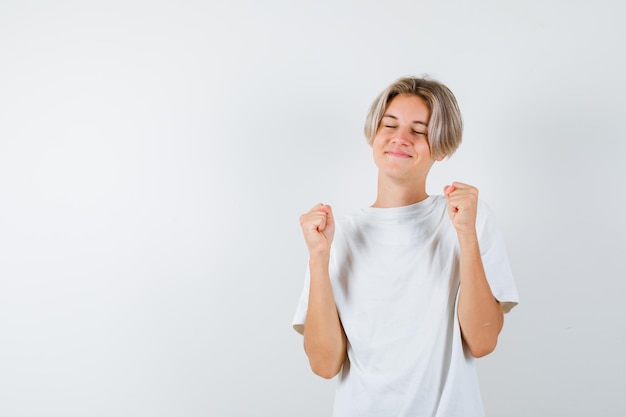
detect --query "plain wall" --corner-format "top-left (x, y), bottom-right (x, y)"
top-left (1, 0), bottom-right (624, 416)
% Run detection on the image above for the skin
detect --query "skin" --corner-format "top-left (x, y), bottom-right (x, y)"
top-left (299, 203), bottom-right (345, 379)
top-left (299, 94), bottom-right (503, 378)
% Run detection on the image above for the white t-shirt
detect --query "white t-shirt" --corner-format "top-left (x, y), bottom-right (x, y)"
top-left (292, 195), bottom-right (519, 417)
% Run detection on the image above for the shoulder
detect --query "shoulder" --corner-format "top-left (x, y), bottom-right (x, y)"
top-left (474, 198), bottom-right (505, 246)
top-left (333, 209), bottom-right (365, 237)
top-left (430, 194), bottom-right (448, 209)
top-left (476, 198), bottom-right (497, 224)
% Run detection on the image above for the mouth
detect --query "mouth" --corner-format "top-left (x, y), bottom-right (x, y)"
top-left (385, 151), bottom-right (412, 158)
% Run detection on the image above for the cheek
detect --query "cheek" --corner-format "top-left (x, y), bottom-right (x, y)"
top-left (372, 133), bottom-right (391, 147)
top-left (371, 137), bottom-right (384, 152)
top-left (371, 139), bottom-right (387, 164)
top-left (415, 140), bottom-right (432, 155)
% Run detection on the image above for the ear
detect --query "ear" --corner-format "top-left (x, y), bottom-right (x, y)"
top-left (434, 154), bottom-right (446, 162)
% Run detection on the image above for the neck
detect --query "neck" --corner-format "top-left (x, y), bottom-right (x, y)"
top-left (372, 174), bottom-right (429, 208)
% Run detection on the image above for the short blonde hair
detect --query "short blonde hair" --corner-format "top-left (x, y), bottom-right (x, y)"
top-left (364, 76), bottom-right (463, 159)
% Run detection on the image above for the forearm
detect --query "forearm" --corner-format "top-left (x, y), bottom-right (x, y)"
top-left (457, 232), bottom-right (503, 358)
top-left (303, 254), bottom-right (347, 379)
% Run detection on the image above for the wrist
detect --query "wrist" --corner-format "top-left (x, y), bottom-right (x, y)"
top-left (309, 251), bottom-right (331, 266)
top-left (456, 229), bottom-right (479, 249)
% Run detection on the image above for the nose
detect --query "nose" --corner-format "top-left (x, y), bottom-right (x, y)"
top-left (392, 128), bottom-right (412, 145)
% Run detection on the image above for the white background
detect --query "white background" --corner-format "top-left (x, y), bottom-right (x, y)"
top-left (1, 1), bottom-right (625, 416)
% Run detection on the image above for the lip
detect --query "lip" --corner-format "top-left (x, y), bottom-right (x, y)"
top-left (385, 150), bottom-right (412, 158)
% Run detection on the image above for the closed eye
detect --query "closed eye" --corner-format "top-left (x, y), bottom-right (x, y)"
top-left (412, 130), bottom-right (426, 136)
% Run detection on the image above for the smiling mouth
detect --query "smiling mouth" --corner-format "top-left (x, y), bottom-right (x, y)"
top-left (385, 151), bottom-right (412, 158)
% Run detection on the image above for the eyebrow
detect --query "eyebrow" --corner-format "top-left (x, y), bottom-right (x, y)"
top-left (382, 114), bottom-right (428, 126)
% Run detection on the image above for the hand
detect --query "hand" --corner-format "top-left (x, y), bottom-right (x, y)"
top-left (443, 182), bottom-right (478, 236)
top-left (300, 204), bottom-right (335, 256)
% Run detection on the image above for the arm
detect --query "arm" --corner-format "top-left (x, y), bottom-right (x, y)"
top-left (444, 183), bottom-right (504, 358)
top-left (299, 204), bottom-right (347, 378)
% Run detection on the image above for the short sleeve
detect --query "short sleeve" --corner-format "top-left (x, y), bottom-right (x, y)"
top-left (476, 200), bottom-right (519, 314)
top-left (292, 266), bottom-right (310, 335)
top-left (292, 226), bottom-right (342, 335)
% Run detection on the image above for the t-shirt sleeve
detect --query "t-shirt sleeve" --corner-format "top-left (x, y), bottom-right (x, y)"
top-left (292, 266), bottom-right (310, 335)
top-left (476, 200), bottom-right (519, 314)
top-left (292, 227), bottom-right (342, 335)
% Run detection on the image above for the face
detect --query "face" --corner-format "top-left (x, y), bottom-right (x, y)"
top-left (372, 94), bottom-right (441, 183)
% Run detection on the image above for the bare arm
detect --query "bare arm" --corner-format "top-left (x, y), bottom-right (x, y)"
top-left (300, 204), bottom-right (347, 378)
top-left (444, 183), bottom-right (504, 358)
top-left (456, 231), bottom-right (504, 357)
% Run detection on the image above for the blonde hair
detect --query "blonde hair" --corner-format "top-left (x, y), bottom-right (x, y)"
top-left (364, 76), bottom-right (463, 159)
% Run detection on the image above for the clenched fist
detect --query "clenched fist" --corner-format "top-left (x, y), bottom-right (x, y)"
top-left (300, 204), bottom-right (335, 256)
top-left (443, 182), bottom-right (479, 236)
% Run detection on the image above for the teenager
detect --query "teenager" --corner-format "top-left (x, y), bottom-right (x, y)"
top-left (293, 76), bottom-right (519, 416)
